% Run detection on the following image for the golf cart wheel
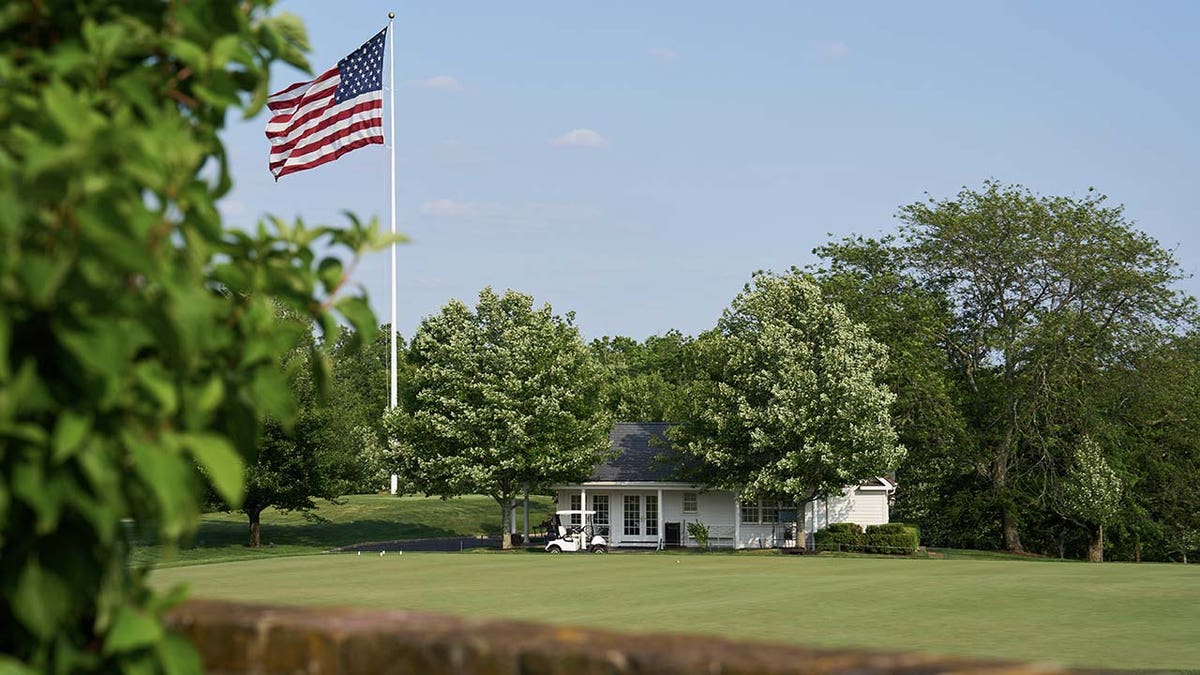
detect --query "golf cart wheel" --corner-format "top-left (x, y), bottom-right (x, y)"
top-left (547, 545), bottom-right (562, 554)
top-left (591, 545), bottom-right (607, 554)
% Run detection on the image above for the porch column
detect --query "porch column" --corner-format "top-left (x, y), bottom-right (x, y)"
top-left (522, 483), bottom-right (530, 543)
top-left (734, 490), bottom-right (741, 550)
top-left (656, 488), bottom-right (664, 550)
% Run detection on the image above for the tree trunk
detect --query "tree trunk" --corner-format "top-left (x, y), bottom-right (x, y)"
top-left (993, 441), bottom-right (1023, 553)
top-left (1134, 537), bottom-right (1141, 563)
top-left (1086, 523), bottom-right (1104, 563)
top-left (497, 497), bottom-right (513, 550)
top-left (1001, 505), bottom-right (1023, 553)
top-left (247, 508), bottom-right (263, 548)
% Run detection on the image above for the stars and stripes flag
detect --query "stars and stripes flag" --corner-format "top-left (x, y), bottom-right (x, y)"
top-left (266, 28), bottom-right (388, 179)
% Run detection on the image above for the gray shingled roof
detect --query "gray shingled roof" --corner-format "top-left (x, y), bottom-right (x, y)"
top-left (589, 422), bottom-right (681, 482)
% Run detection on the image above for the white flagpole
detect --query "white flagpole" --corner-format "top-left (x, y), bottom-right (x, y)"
top-left (387, 12), bottom-right (400, 496)
top-left (387, 11), bottom-right (398, 412)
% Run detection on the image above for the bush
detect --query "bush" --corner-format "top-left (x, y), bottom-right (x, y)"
top-left (813, 522), bottom-right (919, 554)
top-left (0, 3), bottom-right (393, 672)
top-left (687, 520), bottom-right (711, 550)
top-left (813, 522), bottom-right (864, 551)
top-left (863, 523), bottom-right (920, 554)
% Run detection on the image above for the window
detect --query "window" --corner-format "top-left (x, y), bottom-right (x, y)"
top-left (761, 499), bottom-right (779, 524)
top-left (590, 492), bottom-right (609, 528)
top-left (645, 495), bottom-right (658, 537)
top-left (741, 496), bottom-right (796, 523)
top-left (624, 495), bottom-right (640, 536)
top-left (569, 494), bottom-right (581, 526)
top-left (682, 492), bottom-right (698, 514)
top-left (740, 499), bottom-right (759, 524)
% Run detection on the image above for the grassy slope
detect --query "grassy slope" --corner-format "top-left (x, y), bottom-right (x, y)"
top-left (152, 553), bottom-right (1200, 670)
top-left (132, 494), bottom-right (555, 567)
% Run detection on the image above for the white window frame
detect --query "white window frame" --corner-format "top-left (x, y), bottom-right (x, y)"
top-left (569, 494), bottom-right (581, 526)
top-left (682, 492), bottom-right (698, 514)
top-left (740, 496), bottom-right (796, 524)
top-left (590, 494), bottom-right (609, 526)
top-left (740, 499), bottom-right (759, 524)
top-left (623, 495), bottom-right (641, 536)
top-left (646, 495), bottom-right (659, 537)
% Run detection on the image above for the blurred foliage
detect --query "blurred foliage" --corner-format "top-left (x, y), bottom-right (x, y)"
top-left (0, 1), bottom-right (396, 671)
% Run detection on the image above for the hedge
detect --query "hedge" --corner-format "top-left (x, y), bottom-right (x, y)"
top-left (813, 522), bottom-right (919, 554)
top-left (813, 522), bottom-right (863, 551)
top-left (864, 523), bottom-right (920, 554)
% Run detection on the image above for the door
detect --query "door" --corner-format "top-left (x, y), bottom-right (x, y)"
top-left (665, 522), bottom-right (682, 547)
top-left (623, 495), bottom-right (641, 536)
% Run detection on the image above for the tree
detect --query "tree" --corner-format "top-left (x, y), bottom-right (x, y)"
top-left (1109, 334), bottom-right (1200, 563)
top-left (813, 236), bottom-right (976, 547)
top-left (897, 181), bottom-right (1193, 552)
top-left (329, 323), bottom-right (413, 493)
top-left (589, 330), bottom-right (696, 422)
top-left (231, 312), bottom-right (365, 548)
top-left (391, 288), bottom-right (612, 548)
top-left (672, 269), bottom-right (904, 506)
top-left (1061, 436), bottom-right (1124, 562)
top-left (1, 2), bottom-right (391, 672)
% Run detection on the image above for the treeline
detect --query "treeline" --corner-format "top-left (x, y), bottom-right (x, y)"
top-left (280, 181), bottom-right (1199, 564)
top-left (588, 182), bottom-right (1200, 563)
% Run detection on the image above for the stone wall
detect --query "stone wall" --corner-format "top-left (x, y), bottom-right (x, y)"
top-left (167, 599), bottom-right (1083, 674)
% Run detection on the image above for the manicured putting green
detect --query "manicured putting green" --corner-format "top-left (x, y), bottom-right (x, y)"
top-left (152, 552), bottom-right (1200, 670)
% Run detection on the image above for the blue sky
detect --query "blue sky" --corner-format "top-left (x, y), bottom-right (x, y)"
top-left (223, 1), bottom-right (1200, 341)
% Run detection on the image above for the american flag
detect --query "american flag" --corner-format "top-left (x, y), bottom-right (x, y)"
top-left (266, 28), bottom-right (388, 179)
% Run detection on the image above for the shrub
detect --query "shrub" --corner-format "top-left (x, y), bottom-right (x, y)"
top-left (687, 520), bottom-right (711, 550)
top-left (813, 522), bottom-right (864, 551)
top-left (864, 523), bottom-right (920, 554)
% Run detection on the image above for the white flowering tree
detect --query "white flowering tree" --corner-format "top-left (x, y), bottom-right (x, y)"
top-left (1062, 436), bottom-right (1124, 562)
top-left (390, 288), bottom-right (612, 548)
top-left (673, 269), bottom-right (905, 505)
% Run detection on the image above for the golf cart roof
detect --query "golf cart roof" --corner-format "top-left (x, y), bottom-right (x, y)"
top-left (555, 510), bottom-right (597, 516)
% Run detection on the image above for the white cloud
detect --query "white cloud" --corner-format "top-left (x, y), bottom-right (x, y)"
top-left (817, 41), bottom-right (850, 60)
top-left (551, 128), bottom-right (609, 148)
top-left (407, 75), bottom-right (461, 90)
top-left (649, 47), bottom-right (678, 61)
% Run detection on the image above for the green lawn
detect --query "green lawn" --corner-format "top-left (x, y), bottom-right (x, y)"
top-left (152, 552), bottom-right (1200, 670)
top-left (132, 494), bottom-right (555, 567)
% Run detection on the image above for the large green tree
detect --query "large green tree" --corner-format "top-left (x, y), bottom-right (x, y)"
top-left (229, 312), bottom-right (366, 548)
top-left (672, 270), bottom-right (904, 506)
top-left (1107, 334), bottom-right (1200, 563)
top-left (329, 323), bottom-right (413, 493)
top-left (590, 330), bottom-right (696, 422)
top-left (391, 288), bottom-right (612, 548)
top-left (897, 181), bottom-right (1193, 552)
top-left (813, 236), bottom-right (976, 546)
top-left (1, 1), bottom-right (390, 672)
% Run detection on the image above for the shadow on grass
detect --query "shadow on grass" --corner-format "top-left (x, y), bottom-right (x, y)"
top-left (134, 518), bottom-right (495, 552)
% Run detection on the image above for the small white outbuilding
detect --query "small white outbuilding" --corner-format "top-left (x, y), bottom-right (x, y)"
top-left (551, 422), bottom-right (895, 550)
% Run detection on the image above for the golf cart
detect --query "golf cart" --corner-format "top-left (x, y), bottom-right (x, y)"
top-left (542, 510), bottom-right (608, 554)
